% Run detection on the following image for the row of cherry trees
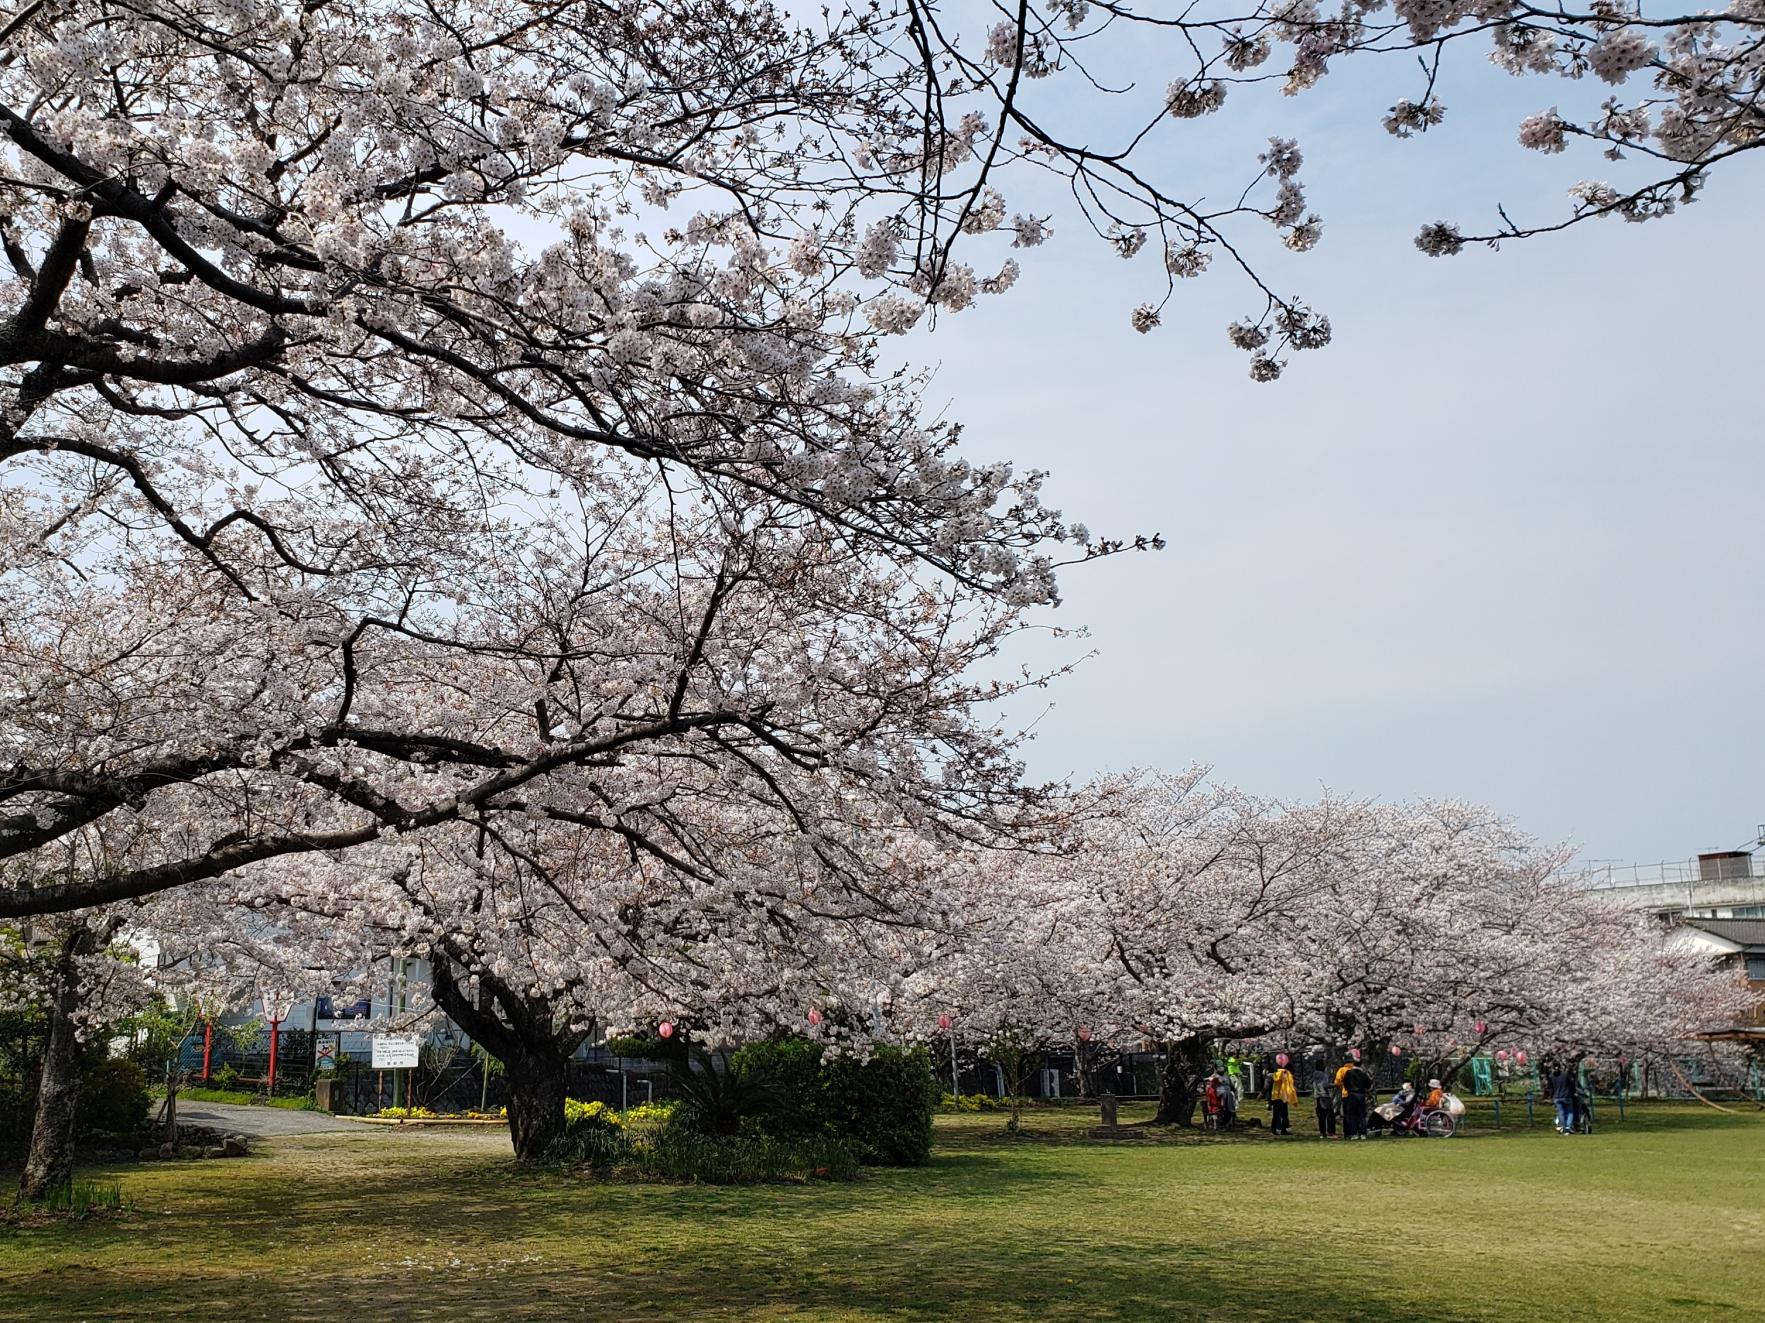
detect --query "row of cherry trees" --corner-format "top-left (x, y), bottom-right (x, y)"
top-left (4, 0), bottom-right (1759, 1191)
top-left (925, 772), bottom-right (1756, 1125)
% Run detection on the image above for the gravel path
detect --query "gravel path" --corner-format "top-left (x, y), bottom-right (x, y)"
top-left (176, 1100), bottom-right (366, 1137)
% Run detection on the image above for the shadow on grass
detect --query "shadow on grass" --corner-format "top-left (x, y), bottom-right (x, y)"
top-left (4, 1105), bottom-right (1761, 1322)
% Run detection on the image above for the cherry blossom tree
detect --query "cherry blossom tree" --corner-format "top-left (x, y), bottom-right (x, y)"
top-left (953, 775), bottom-right (1755, 1126)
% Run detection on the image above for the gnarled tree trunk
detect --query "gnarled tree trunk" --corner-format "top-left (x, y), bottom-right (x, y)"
top-left (1153, 1036), bottom-right (1213, 1127)
top-left (503, 1047), bottom-right (569, 1158)
top-left (429, 953), bottom-right (587, 1162)
top-left (19, 925), bottom-right (98, 1202)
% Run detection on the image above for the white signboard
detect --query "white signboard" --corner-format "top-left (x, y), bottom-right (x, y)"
top-left (315, 1039), bottom-right (337, 1072)
top-left (370, 1033), bottom-right (421, 1070)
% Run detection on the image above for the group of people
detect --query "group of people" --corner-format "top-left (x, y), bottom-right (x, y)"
top-left (1546, 1060), bottom-right (1594, 1135)
top-left (1201, 1053), bottom-right (1461, 1139)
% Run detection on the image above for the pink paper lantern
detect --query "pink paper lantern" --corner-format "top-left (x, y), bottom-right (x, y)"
top-left (1515, 1050), bottom-right (1528, 1065)
top-left (937, 1013), bottom-right (953, 1031)
top-left (1496, 1049), bottom-right (1509, 1062)
top-left (1474, 1021), bottom-right (1487, 1035)
top-left (1390, 1044), bottom-right (1403, 1057)
top-left (1275, 1052), bottom-right (1289, 1067)
top-left (1349, 1048), bottom-right (1361, 1062)
top-left (658, 1021), bottom-right (674, 1039)
top-left (807, 1008), bottom-right (823, 1026)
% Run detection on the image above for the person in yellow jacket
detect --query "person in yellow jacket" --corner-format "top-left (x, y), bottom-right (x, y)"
top-left (1270, 1060), bottom-right (1299, 1135)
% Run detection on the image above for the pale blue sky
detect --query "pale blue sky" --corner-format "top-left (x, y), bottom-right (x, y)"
top-left (906, 37), bottom-right (1765, 866)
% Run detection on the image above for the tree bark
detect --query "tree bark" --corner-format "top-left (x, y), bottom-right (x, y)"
top-left (1153, 1036), bottom-right (1212, 1127)
top-left (428, 952), bottom-right (586, 1163)
top-left (19, 926), bottom-right (96, 1202)
top-left (503, 1048), bottom-right (568, 1160)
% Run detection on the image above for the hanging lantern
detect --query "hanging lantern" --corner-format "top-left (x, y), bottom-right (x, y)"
top-left (1474, 1021), bottom-right (1487, 1036)
top-left (1390, 1044), bottom-right (1403, 1057)
top-left (1275, 1052), bottom-right (1290, 1067)
top-left (1349, 1047), bottom-right (1361, 1062)
top-left (1496, 1049), bottom-right (1509, 1062)
top-left (1515, 1050), bottom-right (1528, 1065)
top-left (658, 1021), bottom-right (674, 1039)
top-left (808, 1008), bottom-right (823, 1026)
top-left (937, 1013), bottom-right (953, 1032)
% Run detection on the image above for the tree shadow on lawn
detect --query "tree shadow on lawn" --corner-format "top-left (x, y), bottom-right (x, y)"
top-left (0, 1141), bottom-right (1460, 1323)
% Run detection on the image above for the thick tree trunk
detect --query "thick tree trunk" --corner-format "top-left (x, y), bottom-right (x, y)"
top-left (1153, 1036), bottom-right (1212, 1127)
top-left (504, 1049), bottom-right (568, 1161)
top-left (427, 952), bottom-right (586, 1164)
top-left (19, 932), bottom-right (92, 1202)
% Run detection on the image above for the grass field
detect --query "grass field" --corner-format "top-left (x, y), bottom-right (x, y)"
top-left (3, 1101), bottom-right (1761, 1321)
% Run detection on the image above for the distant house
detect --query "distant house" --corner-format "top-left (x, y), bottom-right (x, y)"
top-left (1672, 917), bottom-right (1765, 1029)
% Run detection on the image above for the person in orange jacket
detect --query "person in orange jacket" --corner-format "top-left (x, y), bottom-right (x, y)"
top-left (1269, 1060), bottom-right (1299, 1135)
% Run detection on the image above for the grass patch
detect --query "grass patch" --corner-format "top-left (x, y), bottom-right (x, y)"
top-left (0, 1101), bottom-right (1760, 1321)
top-left (166, 1087), bottom-right (316, 1111)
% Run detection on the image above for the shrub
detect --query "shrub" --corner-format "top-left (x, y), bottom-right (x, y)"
top-left (824, 1045), bottom-right (938, 1165)
top-left (210, 1063), bottom-right (240, 1092)
top-left (940, 1091), bottom-right (1015, 1113)
top-left (732, 1038), bottom-right (938, 1166)
top-left (564, 1098), bottom-right (621, 1130)
top-left (80, 1059), bottom-right (149, 1135)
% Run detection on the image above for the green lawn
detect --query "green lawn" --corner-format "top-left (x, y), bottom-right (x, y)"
top-left (3, 1102), bottom-right (1761, 1321)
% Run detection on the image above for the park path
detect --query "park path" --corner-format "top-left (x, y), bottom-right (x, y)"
top-left (176, 1100), bottom-right (368, 1137)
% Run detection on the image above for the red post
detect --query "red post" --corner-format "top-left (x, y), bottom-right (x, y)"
top-left (201, 1020), bottom-right (213, 1081)
top-left (267, 1017), bottom-right (282, 1095)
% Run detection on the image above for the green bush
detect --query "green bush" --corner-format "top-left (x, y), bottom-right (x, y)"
top-left (940, 1091), bottom-right (1017, 1112)
top-left (731, 1038), bottom-right (938, 1166)
top-left (210, 1063), bottom-right (241, 1092)
top-left (80, 1058), bottom-right (149, 1135)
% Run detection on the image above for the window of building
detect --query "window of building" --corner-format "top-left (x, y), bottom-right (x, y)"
top-left (1745, 955), bottom-right (1765, 982)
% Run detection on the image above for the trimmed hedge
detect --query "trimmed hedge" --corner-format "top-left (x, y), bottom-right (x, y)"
top-left (731, 1038), bottom-right (938, 1166)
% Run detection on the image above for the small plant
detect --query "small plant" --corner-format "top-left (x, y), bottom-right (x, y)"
top-left (40, 1180), bottom-right (131, 1218)
top-left (941, 1091), bottom-right (1018, 1113)
top-left (617, 1099), bottom-right (679, 1130)
top-left (210, 1063), bottom-right (241, 1092)
top-left (546, 1121), bottom-right (635, 1169)
top-left (373, 1105), bottom-right (439, 1120)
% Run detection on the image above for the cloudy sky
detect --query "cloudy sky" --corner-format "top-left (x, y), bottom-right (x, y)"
top-left (903, 29), bottom-right (1765, 868)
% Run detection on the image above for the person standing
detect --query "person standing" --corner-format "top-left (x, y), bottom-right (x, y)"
top-left (1549, 1063), bottom-right (1576, 1134)
top-left (1270, 1059), bottom-right (1298, 1135)
top-left (1311, 1060), bottom-right (1339, 1139)
top-left (1342, 1055), bottom-right (1374, 1139)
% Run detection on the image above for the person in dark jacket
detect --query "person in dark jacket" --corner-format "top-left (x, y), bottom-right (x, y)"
top-left (1549, 1064), bottom-right (1576, 1134)
top-left (1341, 1058), bottom-right (1374, 1139)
